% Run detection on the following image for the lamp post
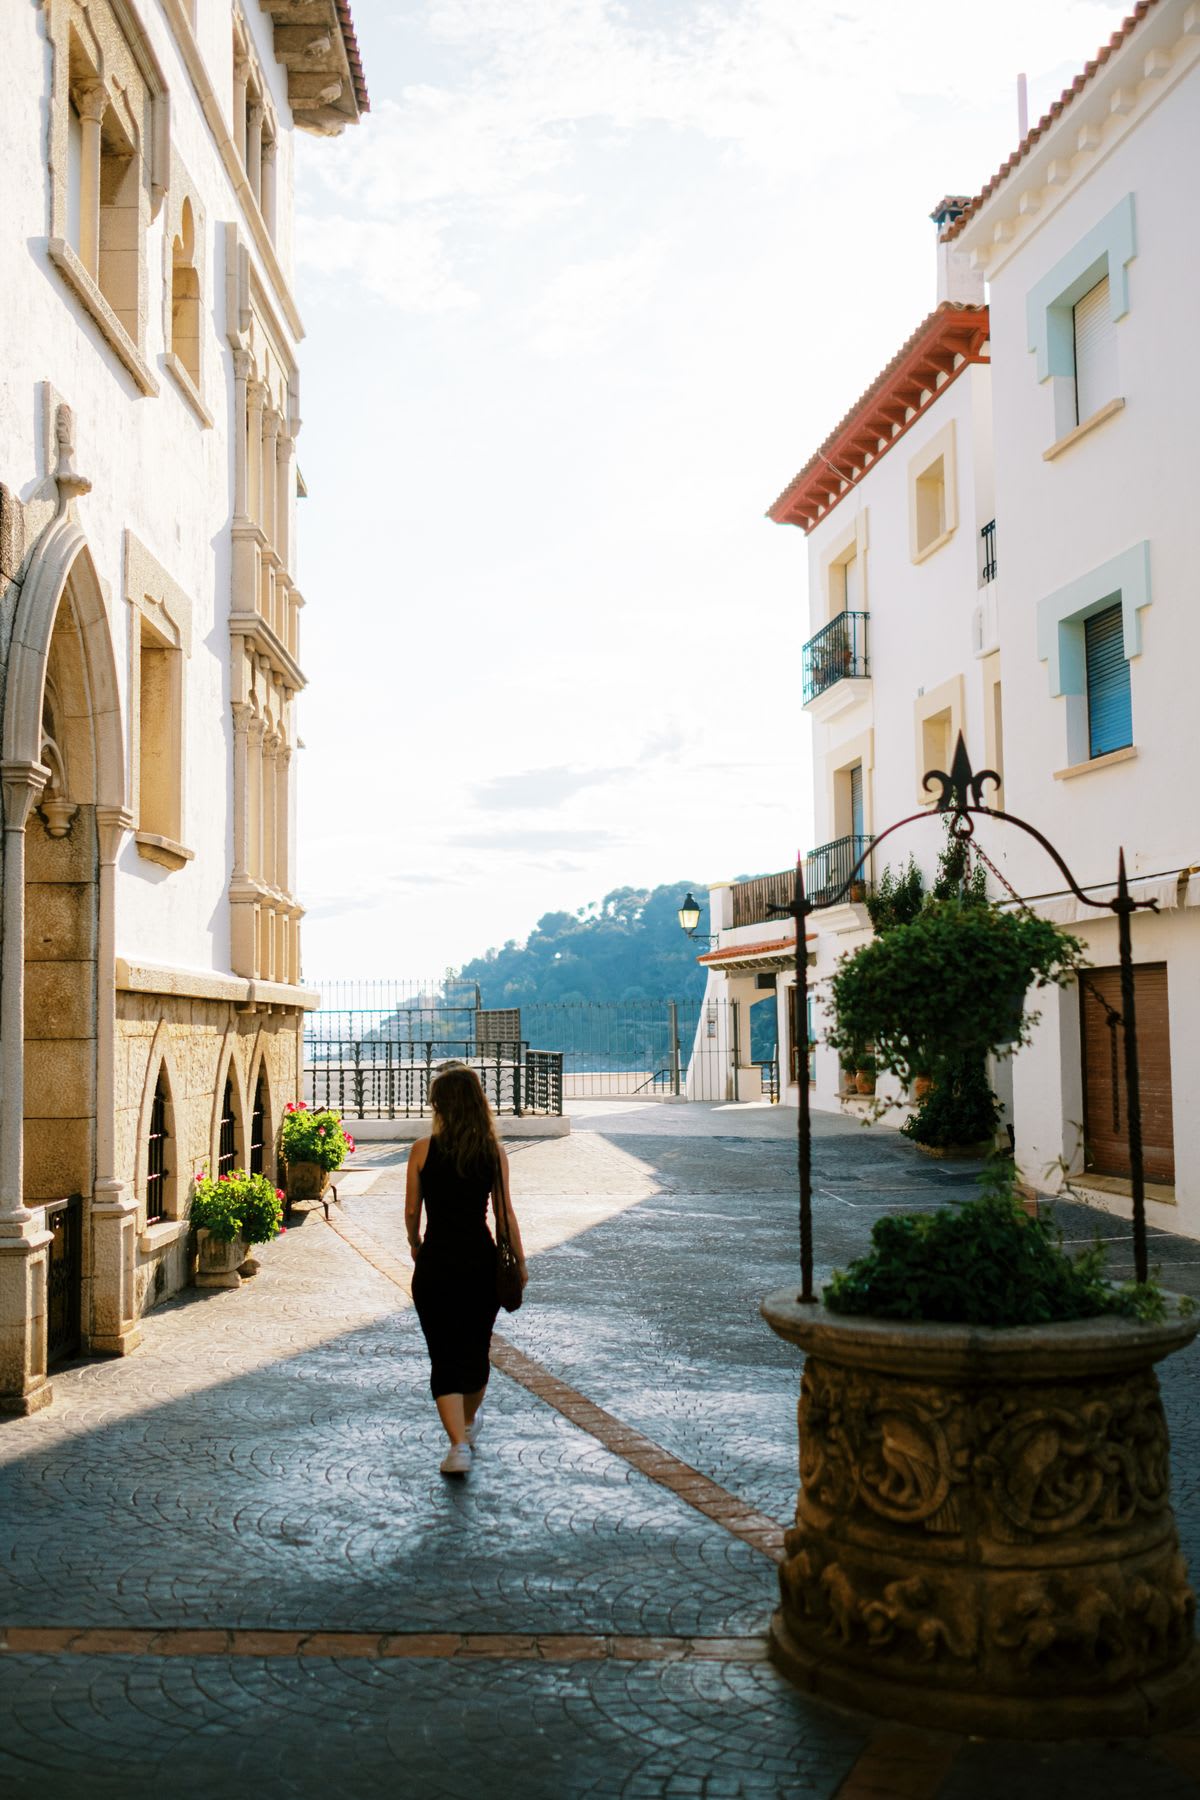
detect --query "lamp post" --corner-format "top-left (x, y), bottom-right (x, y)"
top-left (677, 891), bottom-right (716, 947)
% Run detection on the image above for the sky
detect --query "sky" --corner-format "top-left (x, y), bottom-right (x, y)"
top-left (292, 0), bottom-right (1131, 980)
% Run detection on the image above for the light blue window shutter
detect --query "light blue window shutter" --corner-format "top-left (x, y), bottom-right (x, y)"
top-left (850, 763), bottom-right (864, 841)
top-left (1085, 603), bottom-right (1132, 758)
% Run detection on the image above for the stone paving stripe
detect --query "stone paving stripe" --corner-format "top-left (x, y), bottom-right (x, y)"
top-left (326, 1210), bottom-right (787, 1564)
top-left (832, 1727), bottom-right (961, 1799)
top-left (0, 1625), bottom-right (770, 1665)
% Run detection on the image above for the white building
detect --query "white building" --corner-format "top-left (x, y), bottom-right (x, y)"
top-left (699, 0), bottom-right (1200, 1243)
top-left (0, 1), bottom-right (366, 1412)
top-left (694, 209), bottom-right (998, 1119)
top-left (949, 0), bottom-right (1200, 1234)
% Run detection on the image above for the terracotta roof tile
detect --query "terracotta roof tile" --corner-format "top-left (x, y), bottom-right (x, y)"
top-left (336, 0), bottom-right (370, 114)
top-left (942, 2), bottom-right (1157, 242)
top-left (698, 933), bottom-right (812, 966)
top-left (767, 302), bottom-right (989, 531)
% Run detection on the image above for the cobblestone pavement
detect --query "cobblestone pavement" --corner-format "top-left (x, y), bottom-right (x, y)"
top-left (1, 1101), bottom-right (1199, 1797)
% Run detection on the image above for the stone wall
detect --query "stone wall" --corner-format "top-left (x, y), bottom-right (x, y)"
top-left (115, 992), bottom-right (301, 1319)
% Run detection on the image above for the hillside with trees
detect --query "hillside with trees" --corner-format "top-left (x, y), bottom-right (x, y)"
top-left (457, 882), bottom-right (712, 1004)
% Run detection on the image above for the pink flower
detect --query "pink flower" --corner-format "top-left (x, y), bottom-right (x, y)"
top-left (285, 1102), bottom-right (295, 1113)
top-left (317, 1127), bottom-right (325, 1137)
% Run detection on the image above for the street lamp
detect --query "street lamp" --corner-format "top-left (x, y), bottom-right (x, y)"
top-left (677, 892), bottom-right (716, 946)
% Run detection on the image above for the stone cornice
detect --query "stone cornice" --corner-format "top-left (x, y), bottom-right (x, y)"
top-left (229, 610), bottom-right (306, 692)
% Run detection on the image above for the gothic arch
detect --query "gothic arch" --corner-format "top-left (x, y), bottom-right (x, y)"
top-left (134, 1021), bottom-right (185, 1223)
top-left (245, 1031), bottom-right (278, 1180)
top-left (209, 1025), bottom-right (249, 1173)
top-left (3, 512), bottom-right (124, 810)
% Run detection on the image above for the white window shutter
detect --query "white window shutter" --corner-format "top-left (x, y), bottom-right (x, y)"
top-left (1073, 277), bottom-right (1117, 424)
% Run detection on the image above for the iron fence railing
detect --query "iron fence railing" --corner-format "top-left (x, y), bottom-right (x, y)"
top-left (305, 996), bottom-right (783, 1106)
top-left (732, 870), bottom-right (796, 929)
top-left (304, 1032), bottom-right (564, 1118)
top-left (981, 518), bottom-right (997, 584)
top-left (802, 610), bottom-right (869, 706)
top-left (805, 834), bottom-right (873, 909)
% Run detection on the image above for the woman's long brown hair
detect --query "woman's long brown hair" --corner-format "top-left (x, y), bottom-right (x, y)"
top-left (428, 1066), bottom-right (501, 1182)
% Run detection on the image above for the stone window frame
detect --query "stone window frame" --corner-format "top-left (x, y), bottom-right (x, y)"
top-left (44, 0), bottom-right (169, 397)
top-left (907, 419), bottom-right (958, 564)
top-left (136, 1030), bottom-right (183, 1231)
top-left (210, 1034), bottom-right (249, 1175)
top-left (124, 531), bottom-right (194, 872)
top-left (818, 510), bottom-right (868, 628)
top-left (161, 152), bottom-right (211, 427)
top-left (913, 673), bottom-right (965, 804)
top-left (1035, 541), bottom-right (1151, 772)
top-left (1025, 193), bottom-right (1136, 449)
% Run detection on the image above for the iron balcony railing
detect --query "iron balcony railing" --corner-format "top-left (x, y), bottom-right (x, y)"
top-left (731, 869), bottom-right (795, 928)
top-left (805, 834), bottom-right (873, 909)
top-left (802, 610), bottom-right (869, 706)
top-left (981, 518), bottom-right (997, 583)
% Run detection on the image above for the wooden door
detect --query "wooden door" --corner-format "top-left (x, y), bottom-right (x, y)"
top-left (1080, 964), bottom-right (1175, 1183)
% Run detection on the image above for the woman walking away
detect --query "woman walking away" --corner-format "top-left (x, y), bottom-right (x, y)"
top-left (406, 1066), bottom-right (528, 1476)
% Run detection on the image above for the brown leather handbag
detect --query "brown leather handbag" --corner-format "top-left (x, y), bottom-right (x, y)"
top-left (493, 1172), bottom-right (524, 1313)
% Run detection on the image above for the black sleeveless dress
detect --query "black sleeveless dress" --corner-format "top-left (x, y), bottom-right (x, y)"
top-left (411, 1136), bottom-right (499, 1399)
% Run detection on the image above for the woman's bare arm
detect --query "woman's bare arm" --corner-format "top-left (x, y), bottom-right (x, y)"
top-left (495, 1147), bottom-right (528, 1282)
top-left (405, 1139), bottom-right (429, 1258)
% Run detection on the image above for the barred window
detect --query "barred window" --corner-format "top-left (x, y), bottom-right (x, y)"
top-left (249, 1073), bottom-right (266, 1176)
top-left (217, 1076), bottom-right (237, 1177)
top-left (146, 1075), bottom-right (168, 1225)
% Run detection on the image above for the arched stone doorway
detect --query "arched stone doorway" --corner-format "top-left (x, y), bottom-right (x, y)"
top-left (0, 435), bottom-right (132, 1411)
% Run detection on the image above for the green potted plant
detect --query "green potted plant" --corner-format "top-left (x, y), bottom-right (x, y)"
top-left (826, 895), bottom-right (1085, 1088)
top-left (280, 1102), bottom-right (354, 1204)
top-left (853, 1052), bottom-right (877, 1097)
top-left (191, 1169), bottom-right (285, 1289)
top-left (763, 1159), bottom-right (1200, 1738)
top-left (901, 1052), bottom-right (999, 1156)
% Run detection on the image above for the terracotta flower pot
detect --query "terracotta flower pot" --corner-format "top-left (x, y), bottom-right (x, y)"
top-left (760, 1294), bottom-right (1200, 1739)
top-left (854, 1071), bottom-right (877, 1096)
top-left (286, 1160), bottom-right (331, 1202)
top-left (912, 1074), bottom-right (934, 1101)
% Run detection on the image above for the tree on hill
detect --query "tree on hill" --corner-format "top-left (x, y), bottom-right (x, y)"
top-left (457, 881), bottom-right (711, 1004)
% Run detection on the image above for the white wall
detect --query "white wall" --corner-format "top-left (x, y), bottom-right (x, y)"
top-left (956, 12), bottom-right (1200, 1230)
top-left (0, 3), bottom-right (303, 978)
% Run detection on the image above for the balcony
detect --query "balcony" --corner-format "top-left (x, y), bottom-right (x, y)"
top-left (731, 870), bottom-right (795, 929)
top-left (802, 611), bottom-right (869, 708)
top-left (805, 834), bottom-right (872, 910)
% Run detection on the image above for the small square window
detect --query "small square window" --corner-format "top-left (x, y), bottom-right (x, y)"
top-left (915, 457), bottom-right (946, 554)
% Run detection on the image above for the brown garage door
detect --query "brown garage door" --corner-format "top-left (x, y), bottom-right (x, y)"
top-left (1080, 964), bottom-right (1174, 1183)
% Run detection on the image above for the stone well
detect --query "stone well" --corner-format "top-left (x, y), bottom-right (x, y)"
top-left (761, 1294), bottom-right (1200, 1738)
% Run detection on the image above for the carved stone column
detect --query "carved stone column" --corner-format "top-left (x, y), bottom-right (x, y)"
top-left (0, 762), bottom-right (53, 1413)
top-left (75, 81), bottom-right (107, 279)
top-left (233, 55), bottom-right (250, 165)
top-left (247, 102), bottom-right (264, 208)
top-left (276, 430), bottom-right (295, 573)
top-left (247, 379), bottom-right (267, 530)
top-left (276, 743), bottom-right (293, 902)
top-left (261, 135), bottom-right (277, 238)
top-left (232, 349), bottom-right (252, 520)
top-left (262, 411), bottom-right (281, 559)
top-left (89, 805), bottom-right (140, 1357)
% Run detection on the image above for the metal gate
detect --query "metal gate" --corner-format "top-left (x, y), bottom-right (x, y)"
top-left (44, 1194), bottom-right (82, 1365)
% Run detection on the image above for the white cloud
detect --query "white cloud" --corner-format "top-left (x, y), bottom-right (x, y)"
top-left (293, 211), bottom-right (478, 311)
top-left (527, 241), bottom-right (665, 357)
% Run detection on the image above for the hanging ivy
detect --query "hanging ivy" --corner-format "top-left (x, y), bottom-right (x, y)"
top-left (826, 896), bottom-right (1086, 1086)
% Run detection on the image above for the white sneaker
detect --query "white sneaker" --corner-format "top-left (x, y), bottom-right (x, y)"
top-left (466, 1412), bottom-right (483, 1447)
top-left (440, 1442), bottom-right (473, 1476)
